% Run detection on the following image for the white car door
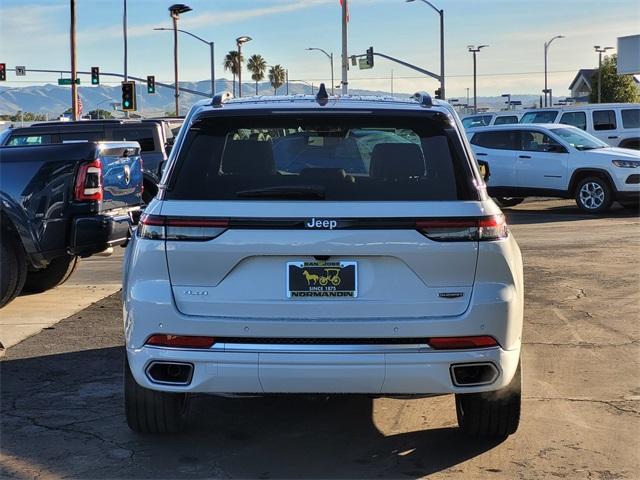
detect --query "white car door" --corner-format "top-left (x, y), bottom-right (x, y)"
top-left (515, 129), bottom-right (569, 190)
top-left (470, 130), bottom-right (520, 187)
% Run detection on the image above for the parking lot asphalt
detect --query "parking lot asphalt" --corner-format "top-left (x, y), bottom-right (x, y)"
top-left (1, 199), bottom-right (639, 479)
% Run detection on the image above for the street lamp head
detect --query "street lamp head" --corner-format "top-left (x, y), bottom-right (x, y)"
top-left (236, 36), bottom-right (252, 45)
top-left (169, 4), bottom-right (192, 17)
top-left (594, 45), bottom-right (601, 50)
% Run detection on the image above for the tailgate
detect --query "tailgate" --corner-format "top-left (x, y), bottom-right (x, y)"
top-left (98, 142), bottom-right (143, 211)
top-left (162, 201), bottom-right (481, 319)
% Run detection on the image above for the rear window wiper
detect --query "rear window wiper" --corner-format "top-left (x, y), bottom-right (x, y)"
top-left (236, 185), bottom-right (326, 199)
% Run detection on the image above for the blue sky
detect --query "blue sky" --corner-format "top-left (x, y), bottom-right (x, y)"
top-left (0, 0), bottom-right (638, 97)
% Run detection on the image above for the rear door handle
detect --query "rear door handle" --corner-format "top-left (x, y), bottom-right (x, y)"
top-left (518, 155), bottom-right (531, 159)
top-left (476, 152), bottom-right (488, 156)
top-left (608, 136), bottom-right (618, 139)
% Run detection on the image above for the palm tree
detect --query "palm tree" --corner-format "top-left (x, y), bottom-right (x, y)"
top-left (268, 65), bottom-right (286, 95)
top-left (247, 54), bottom-right (267, 95)
top-left (223, 51), bottom-right (243, 96)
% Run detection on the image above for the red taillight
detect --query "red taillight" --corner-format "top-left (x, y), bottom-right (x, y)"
top-left (137, 214), bottom-right (229, 240)
top-left (74, 159), bottom-right (103, 201)
top-left (428, 336), bottom-right (499, 350)
top-left (146, 334), bottom-right (216, 349)
top-left (416, 215), bottom-right (508, 241)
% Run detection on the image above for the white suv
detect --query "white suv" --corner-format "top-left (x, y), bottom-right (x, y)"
top-left (123, 89), bottom-right (524, 438)
top-left (468, 124), bottom-right (640, 212)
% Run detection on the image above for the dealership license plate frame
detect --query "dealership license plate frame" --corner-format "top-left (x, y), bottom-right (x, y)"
top-left (286, 261), bottom-right (358, 298)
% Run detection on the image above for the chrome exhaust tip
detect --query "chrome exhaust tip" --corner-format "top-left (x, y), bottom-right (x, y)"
top-left (146, 361), bottom-right (194, 385)
top-left (450, 362), bottom-right (499, 387)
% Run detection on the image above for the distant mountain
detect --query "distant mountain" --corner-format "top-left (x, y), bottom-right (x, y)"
top-left (0, 80), bottom-right (544, 116)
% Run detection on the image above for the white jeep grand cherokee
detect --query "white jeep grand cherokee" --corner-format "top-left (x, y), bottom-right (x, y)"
top-left (123, 88), bottom-right (524, 438)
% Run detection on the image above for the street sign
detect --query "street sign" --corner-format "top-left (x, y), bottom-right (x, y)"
top-left (15, 66), bottom-right (26, 76)
top-left (58, 78), bottom-right (81, 85)
top-left (358, 58), bottom-right (372, 70)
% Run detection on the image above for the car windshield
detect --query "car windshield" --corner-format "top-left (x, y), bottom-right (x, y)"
top-left (166, 112), bottom-right (476, 201)
top-left (551, 127), bottom-right (608, 151)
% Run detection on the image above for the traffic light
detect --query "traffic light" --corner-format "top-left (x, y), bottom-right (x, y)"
top-left (366, 47), bottom-right (374, 68)
top-left (91, 67), bottom-right (100, 85)
top-left (0, 63), bottom-right (5, 81)
top-left (146, 75), bottom-right (156, 94)
top-left (434, 88), bottom-right (442, 99)
top-left (121, 81), bottom-right (137, 111)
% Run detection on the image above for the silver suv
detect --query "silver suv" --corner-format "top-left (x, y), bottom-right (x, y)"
top-left (123, 87), bottom-right (524, 438)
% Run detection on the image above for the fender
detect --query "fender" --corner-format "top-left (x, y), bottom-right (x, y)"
top-left (568, 168), bottom-right (618, 194)
top-left (0, 193), bottom-right (46, 268)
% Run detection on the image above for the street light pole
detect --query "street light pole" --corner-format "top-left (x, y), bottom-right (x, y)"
top-left (236, 36), bottom-right (252, 98)
top-left (594, 45), bottom-right (614, 103)
top-left (468, 45), bottom-right (487, 114)
top-left (306, 48), bottom-right (335, 95)
top-left (544, 34), bottom-right (564, 107)
top-left (154, 27), bottom-right (216, 96)
top-left (168, 4), bottom-right (193, 116)
top-left (406, 0), bottom-right (445, 99)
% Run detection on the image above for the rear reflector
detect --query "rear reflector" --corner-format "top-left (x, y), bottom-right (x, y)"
top-left (416, 215), bottom-right (508, 241)
top-left (145, 334), bottom-right (216, 348)
top-left (138, 214), bottom-right (228, 241)
top-left (74, 159), bottom-right (103, 201)
top-left (428, 336), bottom-right (499, 350)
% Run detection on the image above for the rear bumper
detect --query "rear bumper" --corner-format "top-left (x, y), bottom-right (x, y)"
top-left (69, 211), bottom-right (135, 257)
top-left (127, 344), bottom-right (521, 395)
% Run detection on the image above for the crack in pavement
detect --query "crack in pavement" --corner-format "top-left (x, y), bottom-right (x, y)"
top-left (524, 396), bottom-right (640, 416)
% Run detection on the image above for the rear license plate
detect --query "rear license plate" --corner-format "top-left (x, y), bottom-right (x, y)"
top-left (287, 261), bottom-right (357, 298)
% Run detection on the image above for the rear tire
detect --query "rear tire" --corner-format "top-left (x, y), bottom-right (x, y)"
top-left (455, 360), bottom-right (521, 438)
top-left (0, 233), bottom-right (28, 308)
top-left (23, 255), bottom-right (78, 293)
top-left (124, 357), bottom-right (189, 433)
top-left (574, 176), bottom-right (613, 214)
top-left (494, 197), bottom-right (524, 208)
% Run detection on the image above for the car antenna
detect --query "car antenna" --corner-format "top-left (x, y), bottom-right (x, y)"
top-left (316, 83), bottom-right (329, 106)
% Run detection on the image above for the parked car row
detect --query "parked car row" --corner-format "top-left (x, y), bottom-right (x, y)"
top-left (462, 103), bottom-right (640, 150)
top-left (467, 123), bottom-right (640, 212)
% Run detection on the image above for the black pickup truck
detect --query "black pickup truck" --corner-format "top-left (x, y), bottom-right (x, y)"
top-left (0, 141), bottom-right (143, 307)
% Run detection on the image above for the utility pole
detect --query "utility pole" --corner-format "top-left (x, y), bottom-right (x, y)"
top-left (70, 0), bottom-right (78, 121)
top-left (236, 36), bottom-right (252, 98)
top-left (172, 14), bottom-right (179, 115)
top-left (341, 0), bottom-right (348, 95)
top-left (123, 0), bottom-right (128, 117)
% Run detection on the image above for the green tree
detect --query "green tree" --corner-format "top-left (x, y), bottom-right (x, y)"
top-left (589, 54), bottom-right (639, 103)
top-left (268, 64), bottom-right (286, 95)
top-left (223, 51), bottom-right (243, 97)
top-left (88, 109), bottom-right (113, 119)
top-left (247, 54), bottom-right (267, 95)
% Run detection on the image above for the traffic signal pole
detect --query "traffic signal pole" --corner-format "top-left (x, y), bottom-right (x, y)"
top-left (69, 0), bottom-right (78, 120)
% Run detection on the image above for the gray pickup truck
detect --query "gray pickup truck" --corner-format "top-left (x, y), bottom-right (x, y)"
top-left (0, 141), bottom-right (143, 307)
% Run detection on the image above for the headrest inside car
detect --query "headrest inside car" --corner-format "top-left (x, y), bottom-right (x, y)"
top-left (369, 143), bottom-right (426, 179)
top-left (221, 140), bottom-right (275, 175)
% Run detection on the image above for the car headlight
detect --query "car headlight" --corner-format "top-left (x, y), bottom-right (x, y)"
top-left (612, 160), bottom-right (640, 168)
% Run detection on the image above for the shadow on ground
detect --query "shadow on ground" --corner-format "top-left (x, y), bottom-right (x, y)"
top-left (1, 346), bottom-right (503, 479)
top-left (504, 201), bottom-right (638, 225)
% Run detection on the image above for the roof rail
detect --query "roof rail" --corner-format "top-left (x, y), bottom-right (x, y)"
top-left (411, 92), bottom-right (433, 108)
top-left (316, 83), bottom-right (329, 106)
top-left (211, 91), bottom-right (233, 108)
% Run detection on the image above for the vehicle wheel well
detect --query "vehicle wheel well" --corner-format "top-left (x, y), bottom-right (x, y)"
top-left (0, 211), bottom-right (25, 252)
top-left (569, 170), bottom-right (614, 195)
top-left (619, 138), bottom-right (640, 150)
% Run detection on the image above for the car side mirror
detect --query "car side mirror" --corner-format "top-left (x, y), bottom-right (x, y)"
top-left (477, 160), bottom-right (490, 181)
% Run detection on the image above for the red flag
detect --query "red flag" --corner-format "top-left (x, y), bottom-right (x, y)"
top-left (340, 0), bottom-right (349, 22)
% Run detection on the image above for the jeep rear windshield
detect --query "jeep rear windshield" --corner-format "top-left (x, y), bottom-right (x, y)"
top-left (165, 113), bottom-right (477, 201)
